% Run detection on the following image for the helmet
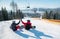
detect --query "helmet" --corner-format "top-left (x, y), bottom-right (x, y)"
top-left (27, 20), bottom-right (30, 22)
top-left (12, 21), bottom-right (15, 23)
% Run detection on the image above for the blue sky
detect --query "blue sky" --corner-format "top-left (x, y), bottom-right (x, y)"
top-left (0, 0), bottom-right (60, 10)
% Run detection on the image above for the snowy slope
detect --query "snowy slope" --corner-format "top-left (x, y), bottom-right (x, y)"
top-left (0, 18), bottom-right (60, 39)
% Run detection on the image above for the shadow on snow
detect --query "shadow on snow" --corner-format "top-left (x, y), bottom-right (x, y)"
top-left (15, 30), bottom-right (36, 38)
top-left (29, 29), bottom-right (53, 39)
top-left (14, 29), bottom-right (53, 39)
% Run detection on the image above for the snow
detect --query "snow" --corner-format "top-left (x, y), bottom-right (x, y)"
top-left (0, 18), bottom-right (60, 39)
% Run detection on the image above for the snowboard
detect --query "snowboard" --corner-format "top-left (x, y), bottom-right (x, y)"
top-left (10, 25), bottom-right (36, 31)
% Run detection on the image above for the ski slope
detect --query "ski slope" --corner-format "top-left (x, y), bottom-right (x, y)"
top-left (0, 18), bottom-right (60, 39)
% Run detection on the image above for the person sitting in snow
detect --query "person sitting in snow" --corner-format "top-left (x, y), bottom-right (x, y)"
top-left (21, 19), bottom-right (32, 30)
top-left (10, 21), bottom-right (20, 31)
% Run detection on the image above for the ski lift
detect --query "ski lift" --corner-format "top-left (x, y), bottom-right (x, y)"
top-left (26, 0), bottom-right (30, 8)
top-left (27, 6), bottom-right (30, 8)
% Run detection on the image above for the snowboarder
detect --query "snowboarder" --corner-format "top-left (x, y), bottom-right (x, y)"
top-left (21, 19), bottom-right (32, 30)
top-left (10, 21), bottom-right (20, 31)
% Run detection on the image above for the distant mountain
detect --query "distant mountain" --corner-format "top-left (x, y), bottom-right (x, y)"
top-left (21, 8), bottom-right (60, 12)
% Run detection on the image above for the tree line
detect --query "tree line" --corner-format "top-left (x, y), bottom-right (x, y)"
top-left (42, 10), bottom-right (60, 20)
top-left (0, 7), bottom-right (24, 21)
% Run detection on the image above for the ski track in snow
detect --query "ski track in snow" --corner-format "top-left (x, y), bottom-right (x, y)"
top-left (0, 18), bottom-right (60, 39)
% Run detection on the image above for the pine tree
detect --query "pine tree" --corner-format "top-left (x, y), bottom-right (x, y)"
top-left (16, 9), bottom-right (24, 19)
top-left (0, 11), bottom-right (3, 21)
top-left (1, 7), bottom-right (8, 20)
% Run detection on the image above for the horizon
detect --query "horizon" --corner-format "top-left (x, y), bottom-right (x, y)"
top-left (0, 0), bottom-right (60, 10)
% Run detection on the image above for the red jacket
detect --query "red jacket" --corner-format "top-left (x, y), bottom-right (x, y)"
top-left (22, 21), bottom-right (32, 28)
